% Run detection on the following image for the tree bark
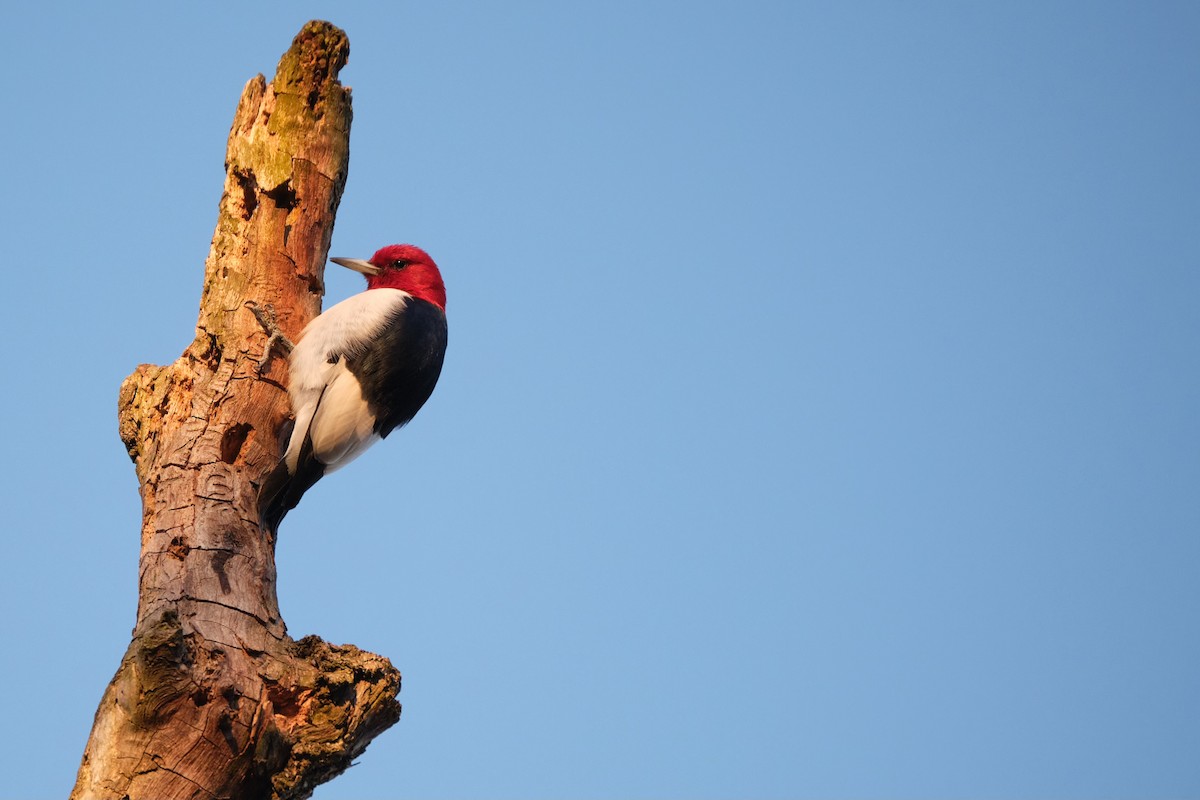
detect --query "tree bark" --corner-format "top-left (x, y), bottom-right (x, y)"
top-left (71, 21), bottom-right (401, 800)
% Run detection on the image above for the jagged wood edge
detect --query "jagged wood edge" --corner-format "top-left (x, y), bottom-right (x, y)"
top-left (71, 21), bottom-right (401, 800)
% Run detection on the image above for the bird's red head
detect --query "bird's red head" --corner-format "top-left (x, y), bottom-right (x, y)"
top-left (331, 244), bottom-right (447, 311)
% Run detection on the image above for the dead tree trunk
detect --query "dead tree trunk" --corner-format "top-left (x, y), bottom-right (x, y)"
top-left (71, 21), bottom-right (401, 800)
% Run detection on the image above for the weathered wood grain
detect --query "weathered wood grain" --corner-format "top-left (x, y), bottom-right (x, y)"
top-left (72, 21), bottom-right (401, 800)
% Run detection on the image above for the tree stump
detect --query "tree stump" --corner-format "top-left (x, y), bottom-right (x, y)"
top-left (71, 21), bottom-right (401, 800)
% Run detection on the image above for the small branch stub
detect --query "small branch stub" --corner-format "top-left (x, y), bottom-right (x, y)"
top-left (73, 21), bottom-right (402, 800)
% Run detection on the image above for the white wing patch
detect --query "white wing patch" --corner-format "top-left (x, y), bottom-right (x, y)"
top-left (307, 363), bottom-right (381, 470)
top-left (283, 288), bottom-right (410, 473)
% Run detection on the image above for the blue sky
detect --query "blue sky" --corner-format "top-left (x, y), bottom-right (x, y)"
top-left (2, 2), bottom-right (1197, 797)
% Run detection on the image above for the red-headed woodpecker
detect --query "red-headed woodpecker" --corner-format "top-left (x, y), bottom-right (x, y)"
top-left (259, 244), bottom-right (448, 532)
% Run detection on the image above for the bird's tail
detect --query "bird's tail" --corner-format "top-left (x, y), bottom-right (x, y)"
top-left (257, 427), bottom-right (326, 535)
top-left (257, 461), bottom-right (293, 535)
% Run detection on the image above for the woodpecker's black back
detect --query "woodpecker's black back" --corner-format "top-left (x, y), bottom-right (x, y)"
top-left (351, 297), bottom-right (448, 437)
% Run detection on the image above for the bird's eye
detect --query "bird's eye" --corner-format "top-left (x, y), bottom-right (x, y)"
top-left (392, 259), bottom-right (409, 269)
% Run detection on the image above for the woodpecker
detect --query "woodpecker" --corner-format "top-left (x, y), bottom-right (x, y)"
top-left (259, 243), bottom-right (448, 532)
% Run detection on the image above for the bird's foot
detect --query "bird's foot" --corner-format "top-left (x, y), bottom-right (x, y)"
top-left (245, 301), bottom-right (294, 373)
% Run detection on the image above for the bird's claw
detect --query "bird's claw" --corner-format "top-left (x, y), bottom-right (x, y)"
top-left (245, 301), bottom-right (294, 373)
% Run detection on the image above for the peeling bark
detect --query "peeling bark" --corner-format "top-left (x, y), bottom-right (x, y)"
top-left (72, 22), bottom-right (401, 800)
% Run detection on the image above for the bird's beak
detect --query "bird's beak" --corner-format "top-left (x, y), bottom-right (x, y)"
top-left (330, 257), bottom-right (381, 276)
